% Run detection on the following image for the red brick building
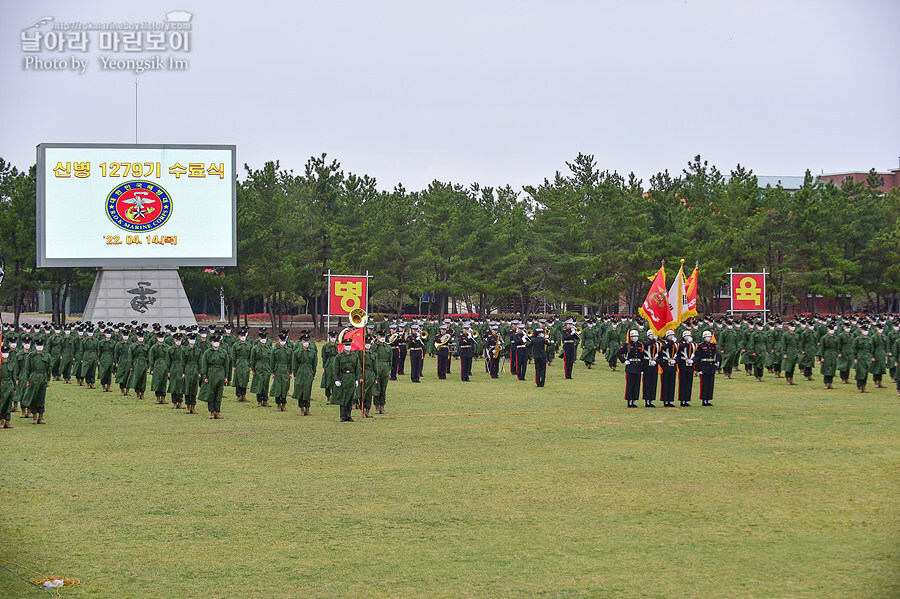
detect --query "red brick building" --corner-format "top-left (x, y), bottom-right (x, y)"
top-left (818, 161), bottom-right (900, 193)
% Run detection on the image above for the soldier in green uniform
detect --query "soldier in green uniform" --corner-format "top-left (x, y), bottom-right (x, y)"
top-left (250, 329), bottom-right (273, 407)
top-left (320, 331), bottom-right (338, 403)
top-left (230, 329), bottom-right (252, 401)
top-left (372, 330), bottom-right (392, 414)
top-left (603, 322), bottom-right (619, 371)
top-left (851, 325), bottom-right (875, 393)
top-left (74, 327), bottom-right (86, 386)
top-left (49, 326), bottom-right (63, 381)
top-left (359, 335), bottom-right (377, 418)
top-left (781, 323), bottom-right (800, 385)
top-left (891, 335), bottom-right (900, 397)
top-left (330, 336), bottom-right (359, 422)
top-left (97, 330), bottom-right (116, 392)
top-left (167, 334), bottom-right (187, 409)
top-left (0, 347), bottom-right (15, 428)
top-left (798, 321), bottom-right (818, 381)
top-left (127, 332), bottom-right (151, 400)
top-left (115, 329), bottom-right (133, 395)
top-left (291, 331), bottom-right (317, 415)
top-left (718, 321), bottom-right (739, 378)
top-left (14, 338), bottom-right (31, 418)
top-left (270, 332), bottom-right (292, 411)
top-left (579, 320), bottom-right (599, 369)
top-left (149, 333), bottom-right (171, 404)
top-left (60, 327), bottom-right (76, 384)
top-left (183, 334), bottom-right (203, 414)
top-left (769, 322), bottom-right (784, 378)
top-left (750, 322), bottom-right (768, 381)
top-left (200, 335), bottom-right (231, 419)
top-left (81, 328), bottom-right (99, 389)
top-left (24, 338), bottom-right (52, 424)
top-left (817, 324), bottom-right (839, 389)
top-left (870, 323), bottom-right (888, 388)
top-left (836, 322), bottom-right (854, 384)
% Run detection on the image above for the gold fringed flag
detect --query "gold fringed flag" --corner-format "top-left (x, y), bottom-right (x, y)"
top-left (667, 263), bottom-right (689, 330)
top-left (639, 266), bottom-right (674, 335)
top-left (685, 265), bottom-right (699, 320)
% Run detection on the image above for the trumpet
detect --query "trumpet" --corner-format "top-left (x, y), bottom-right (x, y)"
top-left (419, 329), bottom-right (429, 341)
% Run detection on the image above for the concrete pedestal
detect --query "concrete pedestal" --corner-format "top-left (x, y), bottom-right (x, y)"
top-left (82, 268), bottom-right (197, 327)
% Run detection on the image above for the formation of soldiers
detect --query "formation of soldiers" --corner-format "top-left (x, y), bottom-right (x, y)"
top-left (0, 312), bottom-right (897, 427)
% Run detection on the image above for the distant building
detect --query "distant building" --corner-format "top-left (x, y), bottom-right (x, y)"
top-left (817, 164), bottom-right (900, 194)
top-left (755, 175), bottom-right (808, 193)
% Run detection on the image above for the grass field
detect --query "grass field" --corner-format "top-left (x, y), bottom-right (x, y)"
top-left (1, 357), bottom-right (898, 598)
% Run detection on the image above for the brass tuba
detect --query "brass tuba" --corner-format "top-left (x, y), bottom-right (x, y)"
top-left (349, 308), bottom-right (368, 328)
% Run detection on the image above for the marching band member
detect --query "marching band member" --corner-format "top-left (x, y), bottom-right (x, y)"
top-left (527, 328), bottom-right (554, 387)
top-left (560, 319), bottom-right (579, 379)
top-left (457, 322), bottom-right (475, 382)
top-left (407, 324), bottom-right (425, 383)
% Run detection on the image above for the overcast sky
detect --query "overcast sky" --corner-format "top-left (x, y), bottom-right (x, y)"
top-left (2, 0), bottom-right (898, 191)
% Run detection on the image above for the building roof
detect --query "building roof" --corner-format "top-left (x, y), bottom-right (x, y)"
top-left (755, 175), bottom-right (807, 190)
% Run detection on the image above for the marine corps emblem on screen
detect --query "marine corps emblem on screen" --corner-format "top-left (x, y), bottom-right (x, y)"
top-left (106, 180), bottom-right (172, 233)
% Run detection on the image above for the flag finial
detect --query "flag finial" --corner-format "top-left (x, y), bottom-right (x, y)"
top-left (680, 258), bottom-right (685, 264)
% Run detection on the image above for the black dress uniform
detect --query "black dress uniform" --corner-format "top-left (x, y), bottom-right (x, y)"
top-left (527, 332), bottom-right (553, 387)
top-left (389, 328), bottom-right (401, 380)
top-left (485, 329), bottom-right (502, 379)
top-left (514, 330), bottom-right (528, 381)
top-left (641, 336), bottom-right (660, 407)
top-left (458, 328), bottom-right (475, 381)
top-left (677, 335), bottom-right (698, 407)
top-left (617, 336), bottom-right (644, 408)
top-left (561, 324), bottom-right (579, 379)
top-left (397, 327), bottom-right (408, 375)
top-left (696, 335), bottom-right (720, 406)
top-left (436, 329), bottom-right (451, 379)
top-left (658, 334), bottom-right (678, 407)
top-left (407, 331), bottom-right (425, 383)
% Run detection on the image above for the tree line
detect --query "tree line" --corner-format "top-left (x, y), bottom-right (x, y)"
top-left (1, 153), bottom-right (898, 331)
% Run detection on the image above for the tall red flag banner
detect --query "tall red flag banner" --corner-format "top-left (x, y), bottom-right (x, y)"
top-left (730, 272), bottom-right (766, 312)
top-left (639, 266), bottom-right (675, 335)
top-left (684, 266), bottom-right (699, 320)
top-left (328, 275), bottom-right (368, 316)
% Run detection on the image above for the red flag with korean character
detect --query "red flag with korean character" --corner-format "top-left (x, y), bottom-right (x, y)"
top-left (639, 266), bottom-right (675, 335)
